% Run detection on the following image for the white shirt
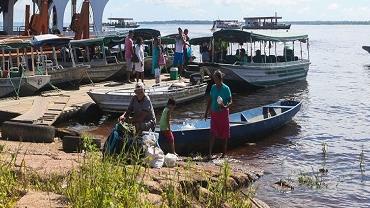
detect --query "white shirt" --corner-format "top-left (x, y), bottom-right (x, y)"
top-left (135, 44), bottom-right (144, 62)
top-left (175, 36), bottom-right (185, 53)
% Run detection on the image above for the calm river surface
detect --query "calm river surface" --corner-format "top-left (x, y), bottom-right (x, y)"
top-left (72, 24), bottom-right (370, 207)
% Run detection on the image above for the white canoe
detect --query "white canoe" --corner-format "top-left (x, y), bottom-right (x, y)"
top-left (88, 83), bottom-right (208, 112)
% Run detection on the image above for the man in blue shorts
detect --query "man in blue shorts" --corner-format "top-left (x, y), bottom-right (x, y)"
top-left (174, 28), bottom-right (186, 76)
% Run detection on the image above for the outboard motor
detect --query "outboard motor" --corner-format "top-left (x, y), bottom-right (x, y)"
top-left (190, 73), bottom-right (203, 85)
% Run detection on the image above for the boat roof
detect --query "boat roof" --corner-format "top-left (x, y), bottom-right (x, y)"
top-left (244, 16), bottom-right (283, 20)
top-left (0, 39), bottom-right (32, 50)
top-left (214, 20), bottom-right (239, 22)
top-left (70, 34), bottom-right (127, 47)
top-left (133, 28), bottom-right (161, 40)
top-left (31, 34), bottom-right (72, 48)
top-left (189, 36), bottom-right (212, 45)
top-left (108, 18), bottom-right (134, 21)
top-left (213, 29), bottom-right (308, 43)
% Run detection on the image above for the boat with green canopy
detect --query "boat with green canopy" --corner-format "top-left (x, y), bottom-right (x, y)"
top-left (0, 39), bottom-right (51, 98)
top-left (70, 34), bottom-right (126, 82)
top-left (31, 34), bottom-right (89, 88)
top-left (191, 30), bottom-right (310, 87)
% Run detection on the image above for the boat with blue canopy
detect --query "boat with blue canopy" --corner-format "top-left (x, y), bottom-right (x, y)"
top-left (157, 100), bottom-right (301, 155)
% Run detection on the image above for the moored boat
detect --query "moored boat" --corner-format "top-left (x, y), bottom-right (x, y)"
top-left (88, 82), bottom-right (208, 112)
top-left (158, 100), bottom-right (302, 154)
top-left (0, 39), bottom-right (50, 98)
top-left (31, 34), bottom-right (89, 87)
top-left (211, 20), bottom-right (242, 30)
top-left (362, 46), bottom-right (370, 54)
top-left (70, 35), bottom-right (127, 83)
top-left (191, 30), bottom-right (310, 87)
top-left (243, 14), bottom-right (291, 30)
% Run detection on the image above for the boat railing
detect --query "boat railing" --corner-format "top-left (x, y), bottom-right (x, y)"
top-left (102, 83), bottom-right (207, 95)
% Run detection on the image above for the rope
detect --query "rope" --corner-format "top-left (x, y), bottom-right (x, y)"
top-left (8, 66), bottom-right (24, 99)
top-left (80, 69), bottom-right (94, 86)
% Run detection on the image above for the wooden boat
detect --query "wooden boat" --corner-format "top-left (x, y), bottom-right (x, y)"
top-left (31, 34), bottom-right (89, 87)
top-left (0, 39), bottom-right (51, 98)
top-left (70, 35), bottom-right (126, 83)
top-left (88, 82), bottom-right (208, 112)
top-left (191, 30), bottom-right (310, 87)
top-left (157, 100), bottom-right (302, 154)
top-left (362, 46), bottom-right (370, 54)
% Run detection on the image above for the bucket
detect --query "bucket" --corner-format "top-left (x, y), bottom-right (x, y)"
top-left (170, 67), bottom-right (178, 80)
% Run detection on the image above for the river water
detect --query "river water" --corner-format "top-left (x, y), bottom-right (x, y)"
top-left (71, 24), bottom-right (370, 207)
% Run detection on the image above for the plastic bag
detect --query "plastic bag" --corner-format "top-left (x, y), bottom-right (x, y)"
top-left (146, 146), bottom-right (164, 168)
top-left (164, 153), bottom-right (178, 168)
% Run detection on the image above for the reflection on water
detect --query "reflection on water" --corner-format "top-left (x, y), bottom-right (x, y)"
top-left (64, 25), bottom-right (370, 207)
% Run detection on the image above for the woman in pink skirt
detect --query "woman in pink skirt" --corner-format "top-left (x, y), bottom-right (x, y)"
top-left (204, 70), bottom-right (232, 159)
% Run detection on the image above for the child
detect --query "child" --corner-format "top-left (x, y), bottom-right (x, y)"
top-left (160, 98), bottom-right (176, 154)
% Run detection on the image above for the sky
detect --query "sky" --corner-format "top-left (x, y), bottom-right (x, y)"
top-left (3, 0), bottom-right (370, 23)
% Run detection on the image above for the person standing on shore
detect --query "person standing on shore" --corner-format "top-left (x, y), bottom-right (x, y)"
top-left (160, 98), bottom-right (177, 154)
top-left (134, 37), bottom-right (145, 83)
top-left (174, 28), bottom-right (186, 76)
top-left (125, 30), bottom-right (134, 83)
top-left (152, 37), bottom-right (161, 83)
top-left (183, 29), bottom-right (191, 65)
top-left (204, 70), bottom-right (232, 159)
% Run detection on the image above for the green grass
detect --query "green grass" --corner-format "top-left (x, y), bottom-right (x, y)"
top-left (0, 137), bottom-right (256, 208)
top-left (298, 169), bottom-right (328, 189)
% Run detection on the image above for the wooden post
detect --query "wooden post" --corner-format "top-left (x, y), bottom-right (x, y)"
top-left (292, 41), bottom-right (295, 60)
top-left (250, 38), bottom-right (253, 63)
top-left (268, 41), bottom-right (271, 56)
top-left (118, 43), bottom-right (123, 62)
top-left (307, 39), bottom-right (310, 60)
top-left (102, 43), bottom-right (107, 64)
top-left (2, 49), bottom-right (5, 70)
top-left (16, 49), bottom-right (20, 67)
top-left (211, 38), bottom-right (215, 63)
top-left (69, 44), bottom-right (76, 67)
top-left (9, 51), bottom-right (13, 68)
top-left (31, 47), bottom-right (35, 75)
top-left (23, 48), bottom-right (28, 71)
top-left (263, 41), bottom-right (266, 63)
top-left (275, 42), bottom-right (277, 62)
top-left (85, 46), bottom-right (91, 62)
top-left (52, 47), bottom-right (59, 68)
top-left (284, 42), bottom-right (287, 62)
top-left (40, 47), bottom-right (47, 75)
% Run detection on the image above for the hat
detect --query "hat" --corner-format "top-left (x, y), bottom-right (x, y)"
top-left (135, 82), bottom-right (144, 90)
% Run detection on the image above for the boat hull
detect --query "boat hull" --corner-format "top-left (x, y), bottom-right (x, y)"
top-left (85, 63), bottom-right (125, 83)
top-left (0, 75), bottom-right (51, 98)
top-left (206, 60), bottom-right (310, 87)
top-left (49, 65), bottom-right (88, 86)
top-left (88, 83), bottom-right (208, 112)
top-left (158, 100), bottom-right (302, 154)
top-left (362, 46), bottom-right (370, 54)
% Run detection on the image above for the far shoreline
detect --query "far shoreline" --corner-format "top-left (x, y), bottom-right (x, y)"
top-left (138, 20), bottom-right (370, 26)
